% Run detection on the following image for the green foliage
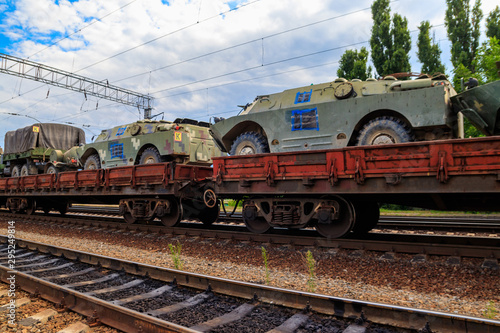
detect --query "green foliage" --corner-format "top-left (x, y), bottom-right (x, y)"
top-left (484, 301), bottom-right (498, 319)
top-left (305, 250), bottom-right (316, 293)
top-left (370, 0), bottom-right (411, 77)
top-left (486, 6), bottom-right (500, 40)
top-left (417, 21), bottom-right (446, 74)
top-left (337, 47), bottom-right (372, 80)
top-left (168, 242), bottom-right (183, 270)
top-left (261, 246), bottom-right (270, 285)
top-left (475, 37), bottom-right (500, 83)
top-left (445, 0), bottom-right (483, 72)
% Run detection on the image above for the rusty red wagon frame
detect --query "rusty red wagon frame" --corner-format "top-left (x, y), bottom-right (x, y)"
top-left (212, 136), bottom-right (500, 237)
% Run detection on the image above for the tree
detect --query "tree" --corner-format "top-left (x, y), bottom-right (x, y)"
top-left (452, 37), bottom-right (499, 137)
top-left (486, 6), bottom-right (500, 41)
top-left (370, 0), bottom-right (411, 77)
top-left (474, 37), bottom-right (500, 83)
top-left (445, 0), bottom-right (483, 72)
top-left (417, 21), bottom-right (446, 74)
top-left (337, 47), bottom-right (372, 80)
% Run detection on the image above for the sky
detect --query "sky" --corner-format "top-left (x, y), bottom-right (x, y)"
top-left (0, 0), bottom-right (498, 148)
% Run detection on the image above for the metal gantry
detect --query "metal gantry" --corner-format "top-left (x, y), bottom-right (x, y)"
top-left (0, 53), bottom-right (153, 117)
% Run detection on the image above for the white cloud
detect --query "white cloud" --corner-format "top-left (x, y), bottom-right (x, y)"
top-left (0, 0), bottom-right (499, 148)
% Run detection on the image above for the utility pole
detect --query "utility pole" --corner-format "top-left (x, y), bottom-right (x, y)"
top-left (0, 53), bottom-right (153, 119)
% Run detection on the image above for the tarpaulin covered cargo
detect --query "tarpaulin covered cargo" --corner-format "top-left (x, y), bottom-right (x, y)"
top-left (4, 123), bottom-right (85, 154)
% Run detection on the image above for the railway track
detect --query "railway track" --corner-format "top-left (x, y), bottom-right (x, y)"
top-left (1, 211), bottom-right (499, 268)
top-left (1, 236), bottom-right (499, 332)
top-left (64, 205), bottom-right (500, 234)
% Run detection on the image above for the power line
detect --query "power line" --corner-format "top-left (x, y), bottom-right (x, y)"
top-left (75, 0), bottom-right (263, 74)
top-left (113, 5), bottom-right (373, 84)
top-left (28, 0), bottom-right (140, 59)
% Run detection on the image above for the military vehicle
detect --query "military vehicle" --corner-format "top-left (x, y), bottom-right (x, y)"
top-left (1, 123), bottom-right (85, 177)
top-left (209, 74), bottom-right (500, 155)
top-left (70, 118), bottom-right (224, 170)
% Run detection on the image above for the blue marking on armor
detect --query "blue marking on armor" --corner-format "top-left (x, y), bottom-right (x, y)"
top-left (110, 143), bottom-right (124, 159)
top-left (291, 108), bottom-right (319, 131)
top-left (294, 90), bottom-right (312, 104)
top-left (116, 127), bottom-right (126, 136)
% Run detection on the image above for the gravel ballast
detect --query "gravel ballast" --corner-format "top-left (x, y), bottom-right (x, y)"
top-left (1, 220), bottom-right (499, 321)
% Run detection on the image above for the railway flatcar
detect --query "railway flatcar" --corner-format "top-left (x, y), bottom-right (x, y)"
top-left (1, 136), bottom-right (500, 238)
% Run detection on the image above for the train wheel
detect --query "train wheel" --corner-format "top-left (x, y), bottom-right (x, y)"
top-left (58, 204), bottom-right (68, 216)
top-left (315, 196), bottom-right (354, 238)
top-left (351, 201), bottom-right (380, 235)
top-left (198, 204), bottom-right (220, 226)
top-left (160, 199), bottom-right (183, 227)
top-left (243, 204), bottom-right (270, 233)
top-left (25, 200), bottom-right (37, 215)
top-left (123, 212), bottom-right (137, 224)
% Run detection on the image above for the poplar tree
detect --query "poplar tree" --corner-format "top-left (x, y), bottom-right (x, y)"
top-left (417, 21), bottom-right (446, 74)
top-left (337, 47), bottom-right (372, 80)
top-left (445, 0), bottom-right (483, 72)
top-left (486, 6), bottom-right (500, 41)
top-left (370, 0), bottom-right (411, 77)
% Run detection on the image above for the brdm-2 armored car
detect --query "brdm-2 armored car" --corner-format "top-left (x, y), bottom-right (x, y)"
top-left (210, 75), bottom-right (500, 155)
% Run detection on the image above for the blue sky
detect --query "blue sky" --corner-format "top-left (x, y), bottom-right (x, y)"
top-left (0, 0), bottom-right (498, 148)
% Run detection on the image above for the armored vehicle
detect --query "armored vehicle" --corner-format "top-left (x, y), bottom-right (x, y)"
top-left (2, 123), bottom-right (85, 177)
top-left (73, 118), bottom-right (224, 170)
top-left (210, 74), bottom-right (491, 155)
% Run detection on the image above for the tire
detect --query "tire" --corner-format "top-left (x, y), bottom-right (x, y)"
top-left (46, 165), bottom-right (59, 175)
top-left (356, 116), bottom-right (414, 146)
top-left (21, 164), bottom-right (37, 176)
top-left (229, 132), bottom-right (269, 155)
top-left (11, 165), bottom-right (21, 177)
top-left (139, 147), bottom-right (161, 164)
top-left (84, 154), bottom-right (101, 170)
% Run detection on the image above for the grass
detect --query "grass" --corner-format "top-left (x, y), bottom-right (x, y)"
top-left (484, 301), bottom-right (498, 319)
top-left (261, 246), bottom-right (270, 285)
top-left (168, 242), bottom-right (183, 270)
top-left (305, 250), bottom-right (316, 293)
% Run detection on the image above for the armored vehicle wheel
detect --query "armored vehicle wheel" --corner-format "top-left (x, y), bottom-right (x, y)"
top-left (351, 201), bottom-right (380, 235)
top-left (243, 204), bottom-right (270, 233)
top-left (230, 132), bottom-right (269, 155)
top-left (21, 164), bottom-right (37, 176)
top-left (84, 154), bottom-right (101, 170)
top-left (356, 116), bottom-right (414, 146)
top-left (11, 165), bottom-right (21, 177)
top-left (140, 147), bottom-right (161, 164)
top-left (46, 165), bottom-right (59, 175)
top-left (160, 199), bottom-right (183, 227)
top-left (315, 196), bottom-right (354, 238)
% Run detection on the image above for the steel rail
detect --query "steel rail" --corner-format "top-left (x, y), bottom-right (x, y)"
top-left (65, 206), bottom-right (500, 232)
top-left (1, 212), bottom-right (499, 261)
top-left (1, 236), bottom-right (499, 333)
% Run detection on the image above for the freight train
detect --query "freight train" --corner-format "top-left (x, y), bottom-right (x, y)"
top-left (1, 135), bottom-right (499, 238)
